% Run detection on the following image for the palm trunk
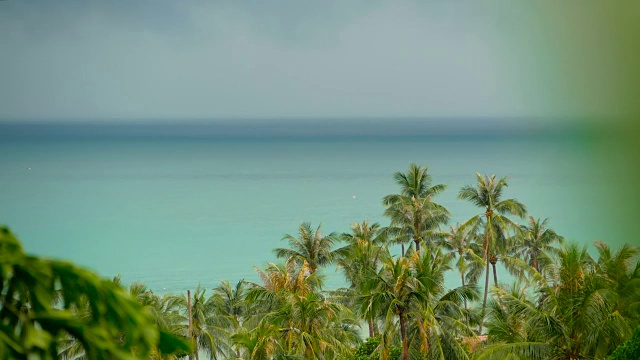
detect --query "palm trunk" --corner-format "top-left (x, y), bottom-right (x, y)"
top-left (461, 272), bottom-right (469, 328)
top-left (234, 316), bottom-right (241, 358)
top-left (479, 223), bottom-right (491, 335)
top-left (461, 273), bottom-right (467, 310)
top-left (415, 222), bottom-right (422, 255)
top-left (368, 319), bottom-right (375, 338)
top-left (401, 243), bottom-right (405, 257)
top-left (491, 260), bottom-right (498, 286)
top-left (479, 258), bottom-right (490, 335)
top-left (399, 311), bottom-right (409, 360)
top-left (188, 290), bottom-right (194, 360)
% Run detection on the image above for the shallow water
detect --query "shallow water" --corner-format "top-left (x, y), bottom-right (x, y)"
top-left (0, 122), bottom-right (612, 293)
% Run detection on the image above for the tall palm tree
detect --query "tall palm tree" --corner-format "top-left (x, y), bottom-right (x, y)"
top-left (361, 248), bottom-right (476, 360)
top-left (336, 221), bottom-right (388, 338)
top-left (274, 222), bottom-right (340, 275)
top-left (169, 285), bottom-right (229, 360)
top-left (211, 280), bottom-right (251, 358)
top-left (513, 216), bottom-right (563, 273)
top-left (458, 174), bottom-right (526, 334)
top-left (361, 253), bottom-right (417, 360)
top-left (408, 248), bottom-right (478, 359)
top-left (383, 163), bottom-right (449, 255)
top-left (438, 223), bottom-right (485, 312)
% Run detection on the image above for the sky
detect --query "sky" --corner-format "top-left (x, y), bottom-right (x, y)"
top-left (0, 0), bottom-right (636, 121)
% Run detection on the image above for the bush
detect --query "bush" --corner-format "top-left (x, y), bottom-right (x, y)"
top-left (609, 327), bottom-right (640, 360)
top-left (354, 337), bottom-right (401, 360)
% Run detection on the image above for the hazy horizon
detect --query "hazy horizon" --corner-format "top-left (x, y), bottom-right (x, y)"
top-left (0, 117), bottom-right (590, 141)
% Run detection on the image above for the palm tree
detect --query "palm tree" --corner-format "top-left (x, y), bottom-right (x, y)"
top-left (249, 260), bottom-right (322, 302)
top-left (336, 221), bottom-right (388, 338)
top-left (483, 281), bottom-right (532, 346)
top-left (513, 216), bottom-right (563, 273)
top-left (169, 285), bottom-right (229, 360)
top-left (361, 253), bottom-right (416, 360)
top-left (211, 280), bottom-right (251, 358)
top-left (408, 248), bottom-right (478, 359)
top-left (361, 248), bottom-right (476, 360)
top-left (277, 291), bottom-right (361, 359)
top-left (246, 260), bottom-right (360, 359)
top-left (479, 243), bottom-right (634, 359)
top-left (593, 241), bottom-right (640, 328)
top-left (439, 223), bottom-right (485, 312)
top-left (458, 174), bottom-right (526, 334)
top-left (231, 320), bottom-right (281, 360)
top-left (274, 222), bottom-right (340, 275)
top-left (383, 163), bottom-right (449, 255)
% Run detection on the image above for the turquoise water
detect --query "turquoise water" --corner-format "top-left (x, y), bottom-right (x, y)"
top-left (0, 123), bottom-right (611, 293)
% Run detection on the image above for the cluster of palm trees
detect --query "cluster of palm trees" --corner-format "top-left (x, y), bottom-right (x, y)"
top-left (62, 164), bottom-right (639, 360)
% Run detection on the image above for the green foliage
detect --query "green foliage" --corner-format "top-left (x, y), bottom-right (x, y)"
top-left (354, 337), bottom-right (379, 360)
top-left (609, 327), bottom-right (640, 360)
top-left (0, 226), bottom-right (192, 359)
top-left (353, 338), bottom-right (400, 360)
top-left (389, 346), bottom-right (401, 360)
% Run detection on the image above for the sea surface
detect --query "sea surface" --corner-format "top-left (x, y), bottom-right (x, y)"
top-left (0, 120), bottom-right (616, 293)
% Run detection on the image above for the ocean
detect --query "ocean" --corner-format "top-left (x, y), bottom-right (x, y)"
top-left (0, 120), bottom-right (614, 293)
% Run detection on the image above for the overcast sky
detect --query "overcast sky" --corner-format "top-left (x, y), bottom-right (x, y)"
top-left (0, 1), bottom-right (605, 121)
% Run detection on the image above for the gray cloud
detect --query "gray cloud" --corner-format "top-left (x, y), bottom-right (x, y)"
top-left (0, 0), bottom-right (566, 120)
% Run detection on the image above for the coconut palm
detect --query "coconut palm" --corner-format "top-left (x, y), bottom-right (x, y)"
top-left (361, 248), bottom-right (477, 360)
top-left (408, 248), bottom-right (478, 359)
top-left (210, 280), bottom-right (252, 358)
top-left (337, 221), bottom-right (387, 280)
top-left (383, 163), bottom-right (449, 255)
top-left (594, 241), bottom-right (640, 328)
top-left (513, 216), bottom-right (563, 273)
top-left (231, 320), bottom-right (281, 360)
top-left (438, 223), bottom-right (485, 311)
top-left (360, 253), bottom-right (417, 360)
top-left (247, 260), bottom-right (360, 359)
top-left (336, 221), bottom-right (389, 337)
top-left (478, 243), bottom-right (634, 360)
top-left (249, 260), bottom-right (322, 303)
top-left (483, 280), bottom-right (533, 345)
top-left (276, 291), bottom-right (361, 359)
top-left (458, 174), bottom-right (526, 334)
top-left (274, 222), bottom-right (340, 275)
top-left (169, 285), bottom-right (230, 360)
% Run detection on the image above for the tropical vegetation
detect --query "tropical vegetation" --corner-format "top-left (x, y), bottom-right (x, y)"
top-left (1, 163), bottom-right (638, 359)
